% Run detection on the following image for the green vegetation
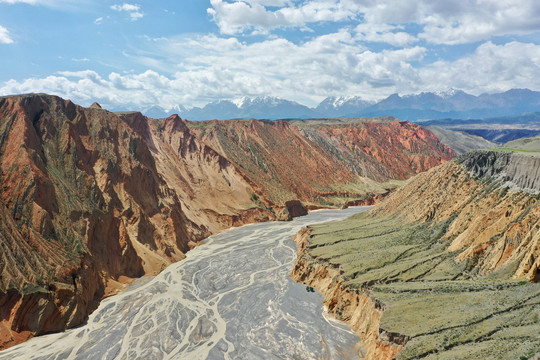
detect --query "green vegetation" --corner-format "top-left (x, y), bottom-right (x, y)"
top-left (491, 147), bottom-right (540, 154)
top-left (306, 213), bottom-right (540, 359)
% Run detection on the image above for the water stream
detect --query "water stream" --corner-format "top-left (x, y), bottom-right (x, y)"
top-left (1, 207), bottom-right (370, 360)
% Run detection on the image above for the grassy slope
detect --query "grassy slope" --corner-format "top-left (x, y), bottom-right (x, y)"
top-left (501, 136), bottom-right (540, 153)
top-left (307, 213), bottom-right (540, 359)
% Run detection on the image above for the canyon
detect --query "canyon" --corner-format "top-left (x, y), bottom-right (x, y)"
top-left (0, 207), bottom-right (369, 360)
top-left (291, 149), bottom-right (540, 359)
top-left (0, 93), bottom-right (453, 350)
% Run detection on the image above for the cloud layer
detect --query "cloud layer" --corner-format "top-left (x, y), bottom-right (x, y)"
top-left (1, 0), bottom-right (540, 111)
top-left (2, 36), bottom-right (539, 110)
top-left (208, 0), bottom-right (540, 44)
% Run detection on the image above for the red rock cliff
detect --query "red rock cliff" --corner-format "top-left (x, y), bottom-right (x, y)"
top-left (0, 94), bottom-right (454, 349)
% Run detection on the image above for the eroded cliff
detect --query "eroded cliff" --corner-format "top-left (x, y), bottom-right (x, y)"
top-left (0, 94), bottom-right (454, 349)
top-left (189, 118), bottom-right (454, 206)
top-left (0, 95), bottom-right (270, 348)
top-left (291, 150), bottom-right (540, 359)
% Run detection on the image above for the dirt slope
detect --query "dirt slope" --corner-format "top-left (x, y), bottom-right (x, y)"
top-left (0, 94), bottom-right (454, 349)
top-left (189, 118), bottom-right (454, 206)
top-left (291, 150), bottom-right (540, 359)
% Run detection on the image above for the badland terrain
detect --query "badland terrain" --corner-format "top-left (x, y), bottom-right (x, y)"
top-left (0, 93), bottom-right (453, 349)
top-left (292, 148), bottom-right (540, 359)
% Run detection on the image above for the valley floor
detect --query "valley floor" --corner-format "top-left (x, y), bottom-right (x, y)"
top-left (0, 208), bottom-right (368, 360)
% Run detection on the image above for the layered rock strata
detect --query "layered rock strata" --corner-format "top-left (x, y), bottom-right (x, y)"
top-left (291, 150), bottom-right (540, 359)
top-left (0, 94), bottom-right (453, 349)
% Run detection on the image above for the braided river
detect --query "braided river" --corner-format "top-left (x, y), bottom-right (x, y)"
top-left (0, 207), bottom-right (369, 360)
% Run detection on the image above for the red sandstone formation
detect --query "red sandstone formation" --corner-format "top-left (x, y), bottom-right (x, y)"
top-left (0, 94), bottom-right (454, 349)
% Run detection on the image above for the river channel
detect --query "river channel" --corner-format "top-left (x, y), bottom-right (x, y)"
top-left (0, 207), bottom-right (370, 360)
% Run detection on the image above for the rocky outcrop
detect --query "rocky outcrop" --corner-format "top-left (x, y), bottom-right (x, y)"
top-left (459, 150), bottom-right (540, 193)
top-left (0, 94), bottom-right (454, 349)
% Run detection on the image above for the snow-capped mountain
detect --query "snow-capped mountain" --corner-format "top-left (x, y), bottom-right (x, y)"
top-left (316, 96), bottom-right (375, 117)
top-left (139, 89), bottom-right (540, 121)
top-left (180, 96), bottom-right (316, 120)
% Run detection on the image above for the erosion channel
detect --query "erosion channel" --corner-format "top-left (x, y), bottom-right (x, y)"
top-left (0, 207), bottom-right (370, 360)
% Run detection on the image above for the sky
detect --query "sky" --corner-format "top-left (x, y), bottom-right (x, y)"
top-left (0, 0), bottom-right (540, 111)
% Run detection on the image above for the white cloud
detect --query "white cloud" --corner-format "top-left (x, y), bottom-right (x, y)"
top-left (111, 3), bottom-right (143, 21)
top-left (4, 34), bottom-right (540, 111)
top-left (208, 0), bottom-right (359, 35)
top-left (94, 17), bottom-right (104, 24)
top-left (1, 39), bottom-right (539, 110)
top-left (0, 25), bottom-right (13, 44)
top-left (354, 23), bottom-right (417, 47)
top-left (208, 0), bottom-right (540, 45)
top-left (419, 41), bottom-right (540, 94)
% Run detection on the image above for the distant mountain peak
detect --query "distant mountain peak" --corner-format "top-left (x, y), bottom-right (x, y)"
top-left (434, 88), bottom-right (466, 99)
top-left (167, 88), bottom-right (540, 120)
top-left (232, 96), bottom-right (298, 109)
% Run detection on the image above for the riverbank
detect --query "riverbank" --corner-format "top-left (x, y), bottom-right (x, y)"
top-left (290, 226), bottom-right (404, 360)
top-left (0, 208), bottom-right (370, 360)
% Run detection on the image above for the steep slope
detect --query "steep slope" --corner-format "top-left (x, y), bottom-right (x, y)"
top-left (0, 94), bottom-right (276, 349)
top-left (291, 150), bottom-right (540, 360)
top-left (0, 94), bottom-right (454, 349)
top-left (189, 118), bottom-right (454, 207)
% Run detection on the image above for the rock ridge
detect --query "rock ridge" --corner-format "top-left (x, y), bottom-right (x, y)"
top-left (459, 150), bottom-right (540, 194)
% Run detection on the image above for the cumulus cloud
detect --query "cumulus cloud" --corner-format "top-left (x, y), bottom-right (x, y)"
top-left (208, 0), bottom-right (359, 35)
top-left (208, 0), bottom-right (540, 45)
top-left (111, 3), bottom-right (143, 21)
top-left (420, 41), bottom-right (540, 93)
top-left (5, 31), bottom-right (540, 111)
top-left (0, 25), bottom-right (13, 44)
top-left (354, 23), bottom-right (417, 47)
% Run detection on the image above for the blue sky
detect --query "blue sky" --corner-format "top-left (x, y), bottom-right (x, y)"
top-left (1, 0), bottom-right (540, 111)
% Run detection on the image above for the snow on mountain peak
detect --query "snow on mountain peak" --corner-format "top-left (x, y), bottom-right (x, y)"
top-left (435, 88), bottom-right (459, 98)
top-left (232, 96), bottom-right (291, 108)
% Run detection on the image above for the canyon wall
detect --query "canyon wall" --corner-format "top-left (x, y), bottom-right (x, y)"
top-left (0, 94), bottom-right (453, 349)
top-left (373, 150), bottom-right (540, 282)
top-left (290, 228), bottom-right (404, 360)
top-left (189, 118), bottom-right (454, 205)
top-left (291, 150), bottom-right (540, 359)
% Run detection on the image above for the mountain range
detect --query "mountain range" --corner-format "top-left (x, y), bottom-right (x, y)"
top-left (140, 89), bottom-right (540, 121)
